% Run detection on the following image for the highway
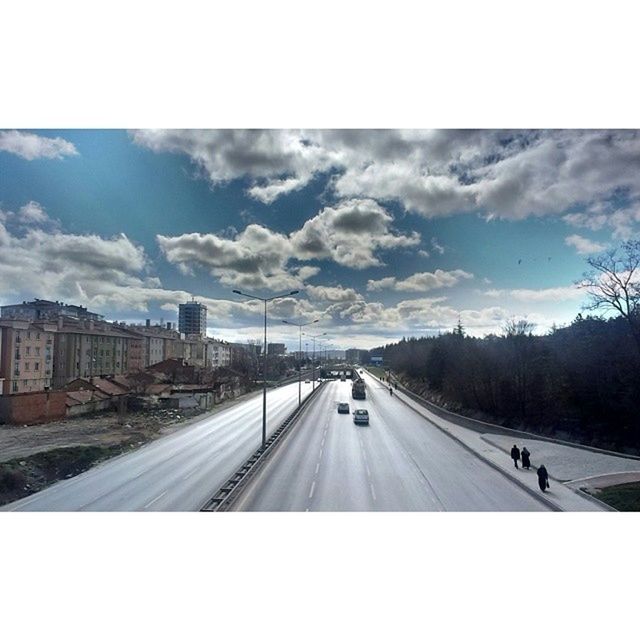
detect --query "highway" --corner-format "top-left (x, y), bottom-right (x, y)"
top-left (234, 372), bottom-right (551, 511)
top-left (3, 382), bottom-right (313, 511)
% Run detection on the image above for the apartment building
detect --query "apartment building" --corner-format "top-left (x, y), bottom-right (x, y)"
top-left (205, 340), bottom-right (232, 369)
top-left (122, 321), bottom-right (182, 368)
top-left (178, 301), bottom-right (207, 337)
top-left (1, 299), bottom-right (103, 322)
top-left (0, 319), bottom-right (56, 395)
top-left (52, 317), bottom-right (134, 388)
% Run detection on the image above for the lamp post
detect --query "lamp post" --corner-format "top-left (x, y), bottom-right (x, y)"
top-left (282, 318), bottom-right (319, 406)
top-left (303, 331), bottom-right (327, 390)
top-left (233, 288), bottom-right (299, 450)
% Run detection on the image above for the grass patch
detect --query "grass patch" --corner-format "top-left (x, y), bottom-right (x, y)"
top-left (366, 366), bottom-right (388, 379)
top-left (593, 482), bottom-right (640, 511)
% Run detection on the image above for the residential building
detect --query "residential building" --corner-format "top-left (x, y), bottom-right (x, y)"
top-left (1, 299), bottom-right (103, 322)
top-left (345, 349), bottom-right (367, 364)
top-left (0, 319), bottom-right (56, 395)
top-left (121, 322), bottom-right (182, 368)
top-left (178, 301), bottom-right (207, 337)
top-left (52, 317), bottom-right (135, 388)
top-left (205, 340), bottom-right (232, 369)
top-left (267, 343), bottom-right (286, 356)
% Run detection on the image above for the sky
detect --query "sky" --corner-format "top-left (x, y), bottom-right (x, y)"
top-left (1, 129), bottom-right (639, 351)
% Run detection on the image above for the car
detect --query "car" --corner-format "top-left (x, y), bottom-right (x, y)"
top-left (304, 379), bottom-right (310, 383)
top-left (337, 402), bottom-right (350, 414)
top-left (353, 409), bottom-right (369, 425)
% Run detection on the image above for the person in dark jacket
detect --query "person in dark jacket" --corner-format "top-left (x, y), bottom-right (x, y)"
top-left (537, 465), bottom-right (549, 492)
top-left (521, 447), bottom-right (531, 470)
top-left (510, 445), bottom-right (521, 469)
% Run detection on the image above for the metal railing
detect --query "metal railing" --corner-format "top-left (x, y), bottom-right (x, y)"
top-left (201, 380), bottom-right (327, 511)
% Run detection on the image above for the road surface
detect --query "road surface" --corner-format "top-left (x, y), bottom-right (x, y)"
top-left (3, 382), bottom-right (313, 511)
top-left (234, 374), bottom-right (551, 511)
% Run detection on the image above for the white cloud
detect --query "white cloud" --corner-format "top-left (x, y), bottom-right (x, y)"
top-left (0, 130), bottom-right (78, 160)
top-left (431, 237), bottom-right (445, 255)
top-left (290, 199), bottom-right (420, 269)
top-left (367, 269), bottom-right (473, 292)
top-left (482, 285), bottom-right (585, 303)
top-left (158, 199), bottom-right (420, 289)
top-left (564, 234), bottom-right (608, 255)
top-left (0, 200), bottom-right (57, 228)
top-left (132, 129), bottom-right (640, 230)
top-left (305, 285), bottom-right (363, 303)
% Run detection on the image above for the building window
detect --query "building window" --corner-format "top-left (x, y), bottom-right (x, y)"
top-left (36, 333), bottom-right (41, 340)
top-left (12, 381), bottom-right (18, 393)
top-left (36, 347), bottom-right (40, 356)
top-left (35, 362), bottom-right (40, 371)
top-left (25, 362), bottom-right (30, 371)
top-left (26, 346), bottom-right (31, 355)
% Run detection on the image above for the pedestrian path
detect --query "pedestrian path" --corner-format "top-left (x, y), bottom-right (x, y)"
top-left (366, 372), bottom-right (617, 511)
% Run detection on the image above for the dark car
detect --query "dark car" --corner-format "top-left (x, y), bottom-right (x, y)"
top-left (353, 409), bottom-right (369, 425)
top-left (337, 402), bottom-right (350, 414)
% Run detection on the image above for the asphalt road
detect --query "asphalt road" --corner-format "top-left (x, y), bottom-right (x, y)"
top-left (234, 374), bottom-right (551, 511)
top-left (3, 382), bottom-right (313, 511)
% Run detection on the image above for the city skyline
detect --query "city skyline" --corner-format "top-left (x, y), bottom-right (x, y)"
top-left (2, 129), bottom-right (639, 350)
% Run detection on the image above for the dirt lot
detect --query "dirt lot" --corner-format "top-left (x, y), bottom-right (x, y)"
top-left (0, 388), bottom-right (261, 507)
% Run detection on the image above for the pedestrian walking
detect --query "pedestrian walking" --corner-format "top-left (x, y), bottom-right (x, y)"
top-left (521, 447), bottom-right (531, 470)
top-left (510, 444), bottom-right (521, 469)
top-left (537, 465), bottom-right (549, 492)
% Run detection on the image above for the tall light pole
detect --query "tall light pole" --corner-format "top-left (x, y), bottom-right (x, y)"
top-left (282, 318), bottom-right (319, 406)
top-left (233, 289), bottom-right (299, 450)
top-left (303, 331), bottom-right (327, 390)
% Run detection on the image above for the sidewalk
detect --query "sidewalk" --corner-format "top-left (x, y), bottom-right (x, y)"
top-left (363, 371), bottom-right (619, 511)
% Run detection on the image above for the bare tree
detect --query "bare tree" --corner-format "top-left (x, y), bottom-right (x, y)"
top-left (579, 240), bottom-right (640, 357)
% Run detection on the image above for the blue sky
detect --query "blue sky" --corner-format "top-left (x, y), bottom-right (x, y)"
top-left (1, 129), bottom-right (638, 350)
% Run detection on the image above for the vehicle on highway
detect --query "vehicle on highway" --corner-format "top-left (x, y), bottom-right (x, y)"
top-left (352, 378), bottom-right (366, 399)
top-left (305, 379), bottom-right (310, 383)
top-left (337, 402), bottom-right (350, 414)
top-left (353, 409), bottom-right (369, 425)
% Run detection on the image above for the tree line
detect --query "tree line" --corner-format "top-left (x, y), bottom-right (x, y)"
top-left (376, 241), bottom-right (640, 454)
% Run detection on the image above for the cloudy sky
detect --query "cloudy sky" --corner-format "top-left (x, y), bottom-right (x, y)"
top-left (1, 129), bottom-right (639, 350)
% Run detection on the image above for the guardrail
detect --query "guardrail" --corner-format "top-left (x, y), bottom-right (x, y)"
top-left (200, 380), bottom-right (327, 511)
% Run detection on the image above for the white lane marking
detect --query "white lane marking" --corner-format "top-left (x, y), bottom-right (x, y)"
top-left (9, 496), bottom-right (39, 511)
top-left (370, 483), bottom-right (376, 501)
top-left (309, 481), bottom-right (316, 499)
top-left (183, 469), bottom-right (196, 480)
top-left (315, 463), bottom-right (320, 475)
top-left (319, 446), bottom-right (324, 459)
top-left (144, 490), bottom-right (168, 509)
top-left (366, 464), bottom-right (371, 478)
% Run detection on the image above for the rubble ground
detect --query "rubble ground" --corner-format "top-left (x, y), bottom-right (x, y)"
top-left (0, 388), bottom-right (262, 506)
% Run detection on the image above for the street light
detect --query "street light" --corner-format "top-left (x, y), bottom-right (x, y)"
top-left (282, 318), bottom-right (319, 406)
top-left (303, 330), bottom-right (327, 390)
top-left (233, 288), bottom-right (299, 450)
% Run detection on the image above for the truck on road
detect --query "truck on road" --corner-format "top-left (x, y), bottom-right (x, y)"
top-left (352, 378), bottom-right (366, 400)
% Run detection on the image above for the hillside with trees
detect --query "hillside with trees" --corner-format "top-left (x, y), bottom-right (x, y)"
top-left (377, 241), bottom-right (640, 454)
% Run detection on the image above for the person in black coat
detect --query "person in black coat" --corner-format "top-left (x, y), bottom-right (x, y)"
top-left (537, 465), bottom-right (549, 492)
top-left (521, 447), bottom-right (531, 470)
top-left (510, 445), bottom-right (521, 469)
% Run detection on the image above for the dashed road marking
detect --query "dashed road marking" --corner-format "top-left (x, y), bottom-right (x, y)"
top-left (183, 469), bottom-right (196, 480)
top-left (309, 481), bottom-right (316, 499)
top-left (315, 463), bottom-right (320, 475)
top-left (366, 464), bottom-right (371, 478)
top-left (144, 490), bottom-right (168, 509)
top-left (370, 483), bottom-right (377, 501)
